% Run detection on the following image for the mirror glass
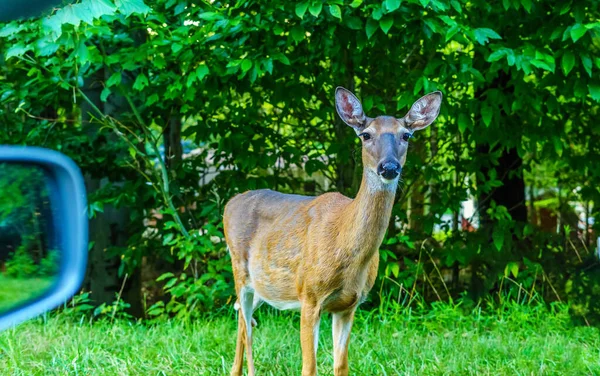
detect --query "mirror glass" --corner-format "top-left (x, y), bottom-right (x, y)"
top-left (0, 163), bottom-right (59, 315)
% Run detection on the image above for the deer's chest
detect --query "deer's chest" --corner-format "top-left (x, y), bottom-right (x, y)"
top-left (315, 255), bottom-right (376, 313)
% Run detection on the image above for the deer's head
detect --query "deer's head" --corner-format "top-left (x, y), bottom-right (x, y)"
top-left (335, 87), bottom-right (442, 186)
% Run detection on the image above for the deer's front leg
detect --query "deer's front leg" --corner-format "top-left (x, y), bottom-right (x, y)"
top-left (332, 309), bottom-right (355, 376)
top-left (300, 300), bottom-right (321, 376)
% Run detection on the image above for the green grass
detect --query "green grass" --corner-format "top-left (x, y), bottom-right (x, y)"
top-left (0, 275), bottom-right (54, 314)
top-left (1, 303), bottom-right (599, 375)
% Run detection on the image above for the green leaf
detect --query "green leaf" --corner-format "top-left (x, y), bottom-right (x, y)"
top-left (487, 50), bottom-right (506, 62)
top-left (329, 5), bottom-right (342, 19)
top-left (469, 67), bottom-right (485, 82)
top-left (71, 2), bottom-right (95, 24)
top-left (450, 0), bottom-right (461, 13)
top-left (345, 16), bottom-right (362, 30)
top-left (309, 2), bottom-right (323, 17)
top-left (350, 0), bottom-right (363, 7)
top-left (262, 59), bottom-right (273, 74)
top-left (295, 2), bottom-right (309, 18)
top-left (445, 24), bottom-right (459, 42)
top-left (530, 59), bottom-right (553, 72)
top-left (492, 227), bottom-right (504, 251)
top-left (386, 0), bottom-right (401, 12)
top-left (552, 137), bottom-right (563, 156)
top-left (291, 25), bottom-right (304, 43)
top-left (521, 0), bottom-right (532, 13)
top-left (198, 12), bottom-right (222, 20)
top-left (35, 38), bottom-right (60, 56)
top-left (196, 64), bottom-right (209, 80)
top-left (458, 113), bottom-right (469, 133)
top-left (132, 73), bottom-right (149, 91)
top-left (366, 18), bottom-right (378, 39)
top-left (171, 43), bottom-right (183, 53)
top-left (145, 93), bottom-right (159, 106)
top-left (89, 0), bottom-right (117, 19)
top-left (372, 7), bottom-right (383, 20)
top-left (5, 43), bottom-right (29, 59)
top-left (589, 84), bottom-right (600, 102)
top-left (379, 17), bottom-right (394, 34)
top-left (241, 59), bottom-right (253, 72)
top-left (0, 23), bottom-right (23, 38)
top-left (481, 106), bottom-right (492, 127)
top-left (506, 51), bottom-right (515, 66)
top-left (100, 87), bottom-right (111, 102)
top-left (390, 263), bottom-right (400, 278)
top-left (273, 53), bottom-right (290, 65)
top-left (504, 262), bottom-right (519, 278)
top-left (570, 24), bottom-right (587, 42)
top-left (114, 0), bottom-right (151, 16)
top-left (561, 51), bottom-right (575, 76)
top-left (581, 54), bottom-right (592, 77)
top-left (106, 72), bottom-right (121, 87)
top-left (474, 28), bottom-right (502, 45)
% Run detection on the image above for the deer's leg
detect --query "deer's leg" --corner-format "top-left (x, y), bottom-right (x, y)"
top-left (231, 310), bottom-right (245, 376)
top-left (332, 309), bottom-right (355, 376)
top-left (300, 300), bottom-right (321, 376)
top-left (240, 287), bottom-right (256, 376)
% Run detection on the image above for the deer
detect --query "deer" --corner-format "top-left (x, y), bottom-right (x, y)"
top-left (224, 86), bottom-right (442, 376)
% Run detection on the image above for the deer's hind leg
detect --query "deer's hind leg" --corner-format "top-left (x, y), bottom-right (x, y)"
top-left (231, 308), bottom-right (246, 376)
top-left (232, 286), bottom-right (258, 376)
top-left (239, 286), bottom-right (257, 376)
top-left (230, 242), bottom-right (252, 376)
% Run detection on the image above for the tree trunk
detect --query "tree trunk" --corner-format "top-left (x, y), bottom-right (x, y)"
top-left (164, 114), bottom-right (183, 170)
top-left (81, 69), bottom-right (142, 316)
top-left (472, 71), bottom-right (527, 300)
top-left (477, 145), bottom-right (527, 225)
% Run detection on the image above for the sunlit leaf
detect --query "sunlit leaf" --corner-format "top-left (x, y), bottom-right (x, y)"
top-left (329, 5), bottom-right (342, 19)
top-left (366, 18), bottom-right (378, 39)
top-left (589, 84), bottom-right (600, 102)
top-left (493, 227), bottom-right (504, 251)
top-left (561, 51), bottom-right (575, 75)
top-left (295, 2), bottom-right (309, 18)
top-left (474, 28), bottom-right (501, 45)
top-left (309, 2), bottom-right (323, 17)
top-left (379, 17), bottom-right (394, 34)
top-left (386, 0), bottom-right (402, 12)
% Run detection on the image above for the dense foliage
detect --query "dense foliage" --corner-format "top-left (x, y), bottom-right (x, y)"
top-left (0, 163), bottom-right (57, 277)
top-left (1, 0), bottom-right (599, 321)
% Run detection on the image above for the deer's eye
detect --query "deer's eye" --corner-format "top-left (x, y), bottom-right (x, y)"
top-left (358, 132), bottom-right (371, 141)
top-left (402, 132), bottom-right (413, 142)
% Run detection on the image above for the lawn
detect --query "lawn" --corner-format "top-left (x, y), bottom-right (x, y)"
top-left (0, 304), bottom-right (599, 375)
top-left (0, 275), bottom-right (54, 314)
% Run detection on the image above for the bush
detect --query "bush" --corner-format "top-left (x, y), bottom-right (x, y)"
top-left (38, 250), bottom-right (60, 277)
top-left (4, 245), bottom-right (37, 278)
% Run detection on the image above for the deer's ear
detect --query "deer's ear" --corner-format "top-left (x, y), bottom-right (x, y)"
top-left (404, 91), bottom-right (442, 131)
top-left (335, 87), bottom-right (368, 131)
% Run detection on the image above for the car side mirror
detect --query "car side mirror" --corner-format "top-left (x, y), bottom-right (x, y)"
top-left (0, 146), bottom-right (87, 331)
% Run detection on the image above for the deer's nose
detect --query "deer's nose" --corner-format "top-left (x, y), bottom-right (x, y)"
top-left (377, 160), bottom-right (401, 180)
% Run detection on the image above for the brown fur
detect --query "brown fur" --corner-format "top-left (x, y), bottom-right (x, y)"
top-left (224, 88), bottom-right (441, 376)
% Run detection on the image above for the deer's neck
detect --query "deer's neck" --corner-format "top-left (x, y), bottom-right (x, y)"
top-left (338, 168), bottom-right (397, 263)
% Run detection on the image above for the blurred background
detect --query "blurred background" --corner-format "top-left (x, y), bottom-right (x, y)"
top-left (0, 163), bottom-right (59, 314)
top-left (1, 0), bottom-right (599, 324)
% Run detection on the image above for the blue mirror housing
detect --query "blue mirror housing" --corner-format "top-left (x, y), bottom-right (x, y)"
top-left (0, 146), bottom-right (87, 331)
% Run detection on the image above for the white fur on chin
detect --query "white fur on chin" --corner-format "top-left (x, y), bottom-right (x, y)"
top-left (366, 168), bottom-right (399, 192)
